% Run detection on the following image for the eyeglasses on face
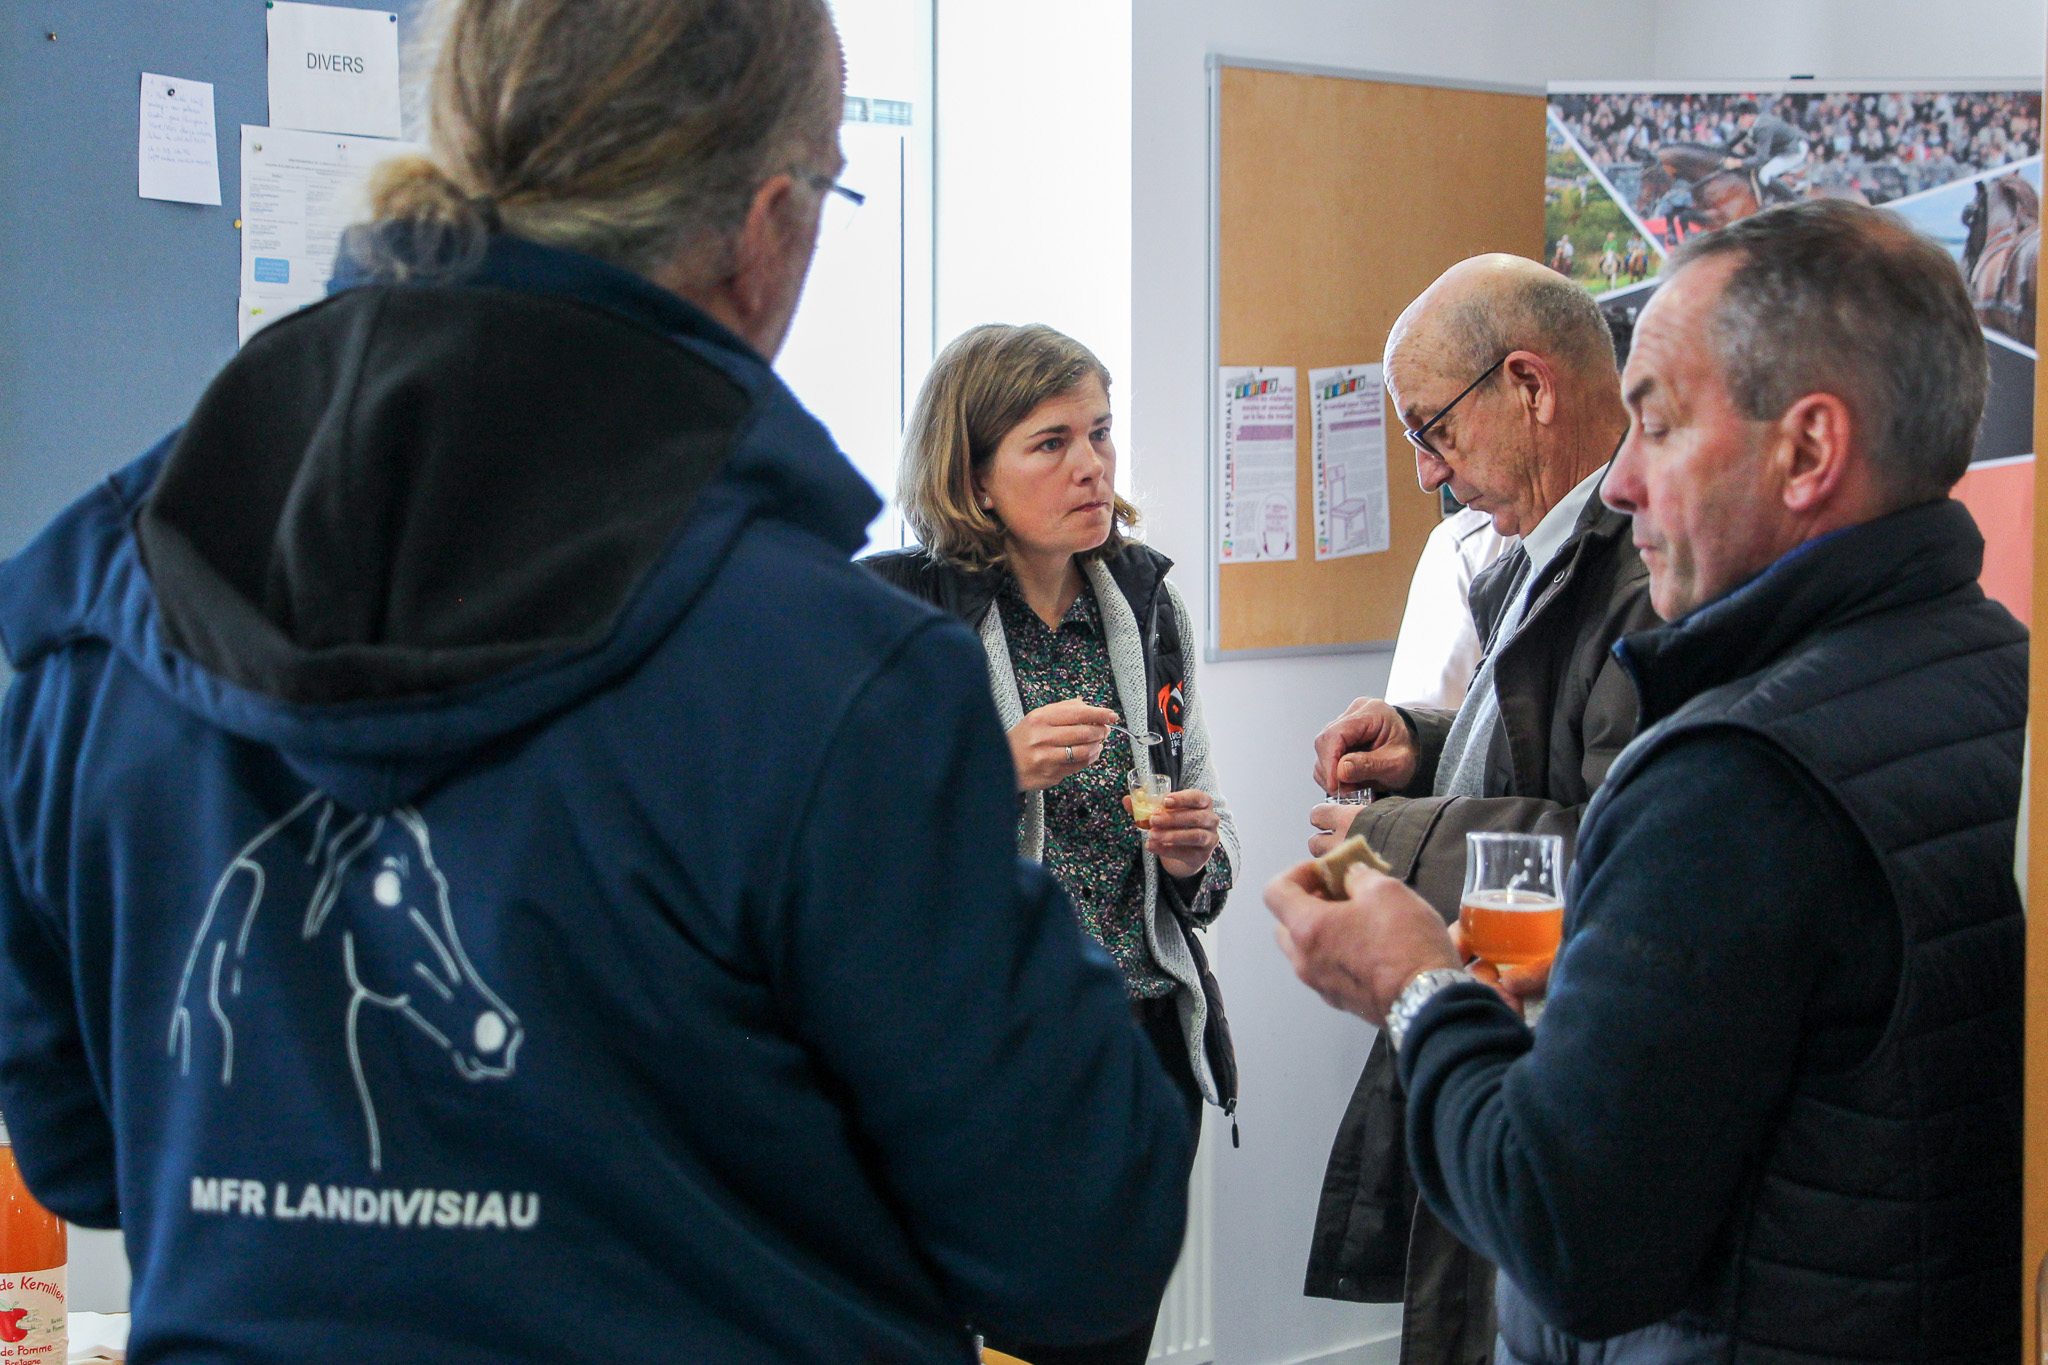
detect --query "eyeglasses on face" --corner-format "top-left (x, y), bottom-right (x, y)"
top-left (801, 171), bottom-right (866, 234)
top-left (1401, 354), bottom-right (1508, 459)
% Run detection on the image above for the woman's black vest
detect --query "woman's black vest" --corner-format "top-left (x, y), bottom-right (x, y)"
top-left (862, 543), bottom-right (1240, 1116)
top-left (861, 544), bottom-right (1193, 787)
top-left (1550, 500), bottom-right (2025, 1364)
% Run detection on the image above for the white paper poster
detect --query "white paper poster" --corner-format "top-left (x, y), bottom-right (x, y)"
top-left (1309, 363), bottom-right (1391, 560)
top-left (138, 74), bottom-right (222, 205)
top-left (266, 1), bottom-right (402, 139)
top-left (1218, 367), bottom-right (1298, 563)
top-left (239, 124), bottom-right (424, 343)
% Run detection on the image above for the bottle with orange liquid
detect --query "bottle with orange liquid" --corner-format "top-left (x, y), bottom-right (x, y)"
top-left (0, 1113), bottom-right (65, 1362)
top-left (1459, 832), bottom-right (1566, 974)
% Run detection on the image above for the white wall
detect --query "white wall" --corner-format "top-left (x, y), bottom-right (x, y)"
top-left (1650, 0), bottom-right (2044, 81)
top-left (934, 0), bottom-right (1133, 417)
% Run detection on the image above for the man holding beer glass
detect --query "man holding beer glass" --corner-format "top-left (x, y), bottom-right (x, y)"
top-left (1301, 255), bottom-right (1657, 1361)
top-left (1273, 202), bottom-right (2024, 1365)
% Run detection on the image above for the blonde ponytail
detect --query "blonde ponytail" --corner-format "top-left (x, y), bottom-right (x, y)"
top-left (367, 154), bottom-right (485, 228)
top-left (355, 0), bottom-right (838, 280)
top-left (352, 154), bottom-right (499, 279)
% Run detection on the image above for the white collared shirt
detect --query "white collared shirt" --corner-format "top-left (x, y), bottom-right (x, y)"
top-left (1432, 461), bottom-right (1611, 799)
top-left (1384, 508), bottom-right (1516, 710)
top-left (1516, 462), bottom-right (1608, 601)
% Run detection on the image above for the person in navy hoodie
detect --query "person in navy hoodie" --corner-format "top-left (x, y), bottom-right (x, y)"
top-left (0, 1), bottom-right (1191, 1361)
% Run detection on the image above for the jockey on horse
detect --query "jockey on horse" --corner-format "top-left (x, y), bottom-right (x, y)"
top-left (1643, 101), bottom-right (1805, 247)
top-left (1624, 234), bottom-right (1651, 282)
top-left (1723, 100), bottom-right (1810, 206)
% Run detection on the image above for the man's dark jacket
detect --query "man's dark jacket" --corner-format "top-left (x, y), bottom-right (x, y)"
top-left (0, 233), bottom-right (1192, 1364)
top-left (1401, 498), bottom-right (2025, 1365)
top-left (1306, 479), bottom-right (1658, 1364)
top-left (1346, 483), bottom-right (1659, 913)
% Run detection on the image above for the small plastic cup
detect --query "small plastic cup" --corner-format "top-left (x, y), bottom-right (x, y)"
top-left (1127, 772), bottom-right (1171, 827)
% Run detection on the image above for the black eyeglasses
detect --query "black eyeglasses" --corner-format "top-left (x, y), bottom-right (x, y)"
top-left (1401, 354), bottom-right (1507, 459)
top-left (802, 171), bottom-right (866, 211)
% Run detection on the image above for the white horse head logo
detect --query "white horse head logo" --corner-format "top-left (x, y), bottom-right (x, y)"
top-left (169, 793), bottom-right (522, 1172)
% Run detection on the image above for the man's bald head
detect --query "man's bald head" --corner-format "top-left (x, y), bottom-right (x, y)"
top-left (1383, 255), bottom-right (1629, 536)
top-left (1387, 254), bottom-right (1618, 386)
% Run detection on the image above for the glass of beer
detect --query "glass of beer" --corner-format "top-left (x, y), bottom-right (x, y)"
top-left (1127, 772), bottom-right (1171, 828)
top-left (1459, 832), bottom-right (1565, 971)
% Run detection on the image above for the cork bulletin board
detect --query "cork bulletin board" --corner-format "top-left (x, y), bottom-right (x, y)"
top-left (1206, 58), bottom-right (1548, 658)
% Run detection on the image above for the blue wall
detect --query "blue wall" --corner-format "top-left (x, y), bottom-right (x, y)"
top-left (0, 1), bottom-right (417, 559)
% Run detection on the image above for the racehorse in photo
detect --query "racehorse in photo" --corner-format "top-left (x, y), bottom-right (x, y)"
top-left (1639, 142), bottom-right (1869, 247)
top-left (168, 792), bottom-right (524, 1173)
top-left (1638, 144), bottom-right (1760, 243)
top-left (1624, 237), bottom-right (1651, 282)
top-left (1599, 245), bottom-right (1622, 289)
top-left (1962, 171), bottom-right (2041, 346)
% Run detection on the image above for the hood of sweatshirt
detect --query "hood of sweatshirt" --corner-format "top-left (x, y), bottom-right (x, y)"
top-left (0, 233), bottom-right (880, 812)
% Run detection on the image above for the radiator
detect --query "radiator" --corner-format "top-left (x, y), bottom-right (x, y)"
top-left (1149, 1117), bottom-right (1216, 1362)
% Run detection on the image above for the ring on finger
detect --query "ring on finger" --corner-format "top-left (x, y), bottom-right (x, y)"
top-left (1065, 744), bottom-right (1074, 763)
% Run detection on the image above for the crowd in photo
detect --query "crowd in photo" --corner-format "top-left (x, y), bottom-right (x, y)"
top-left (1553, 89), bottom-right (2042, 202)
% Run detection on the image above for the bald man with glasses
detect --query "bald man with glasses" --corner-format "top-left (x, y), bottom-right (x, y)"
top-left (1302, 254), bottom-right (1658, 1365)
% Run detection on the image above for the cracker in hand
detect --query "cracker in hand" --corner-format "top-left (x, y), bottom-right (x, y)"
top-left (1313, 834), bottom-right (1391, 899)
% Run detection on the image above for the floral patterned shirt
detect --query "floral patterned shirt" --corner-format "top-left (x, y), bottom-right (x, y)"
top-left (997, 575), bottom-right (1182, 998)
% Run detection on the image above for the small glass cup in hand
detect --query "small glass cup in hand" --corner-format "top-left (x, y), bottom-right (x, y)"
top-left (1459, 832), bottom-right (1565, 972)
top-left (1127, 772), bottom-right (1171, 828)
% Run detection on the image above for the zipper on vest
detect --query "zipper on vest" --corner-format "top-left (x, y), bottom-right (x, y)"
top-left (1227, 1098), bottom-right (1239, 1148)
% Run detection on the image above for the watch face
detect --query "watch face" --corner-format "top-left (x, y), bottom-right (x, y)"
top-left (1390, 969), bottom-right (1465, 1050)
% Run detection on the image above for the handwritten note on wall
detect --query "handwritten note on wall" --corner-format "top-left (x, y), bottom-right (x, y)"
top-left (138, 74), bottom-right (221, 205)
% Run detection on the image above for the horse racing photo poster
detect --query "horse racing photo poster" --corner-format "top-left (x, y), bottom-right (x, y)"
top-left (1545, 80), bottom-right (2043, 621)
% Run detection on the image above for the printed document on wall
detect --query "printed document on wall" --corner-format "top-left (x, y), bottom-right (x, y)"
top-left (239, 125), bottom-right (423, 343)
top-left (138, 74), bottom-right (221, 205)
top-left (267, 1), bottom-right (402, 139)
top-left (1218, 367), bottom-right (1299, 563)
top-left (1309, 363), bottom-right (1390, 560)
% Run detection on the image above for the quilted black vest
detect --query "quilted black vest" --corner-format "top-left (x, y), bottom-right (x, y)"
top-left (1579, 499), bottom-right (2026, 1364)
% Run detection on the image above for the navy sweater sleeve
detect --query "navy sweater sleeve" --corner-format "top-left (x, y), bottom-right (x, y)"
top-left (0, 680), bottom-right (119, 1226)
top-left (1397, 727), bottom-right (1899, 1339)
top-left (779, 618), bottom-right (1191, 1345)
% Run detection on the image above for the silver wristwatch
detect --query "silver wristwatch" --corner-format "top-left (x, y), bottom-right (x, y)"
top-left (1385, 968), bottom-right (1471, 1053)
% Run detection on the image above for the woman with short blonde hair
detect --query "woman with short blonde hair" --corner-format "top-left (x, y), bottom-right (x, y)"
top-left (896, 325), bottom-right (1141, 569)
top-left (870, 323), bottom-right (1241, 1365)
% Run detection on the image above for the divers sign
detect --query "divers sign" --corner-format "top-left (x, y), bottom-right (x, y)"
top-left (266, 1), bottom-right (401, 139)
